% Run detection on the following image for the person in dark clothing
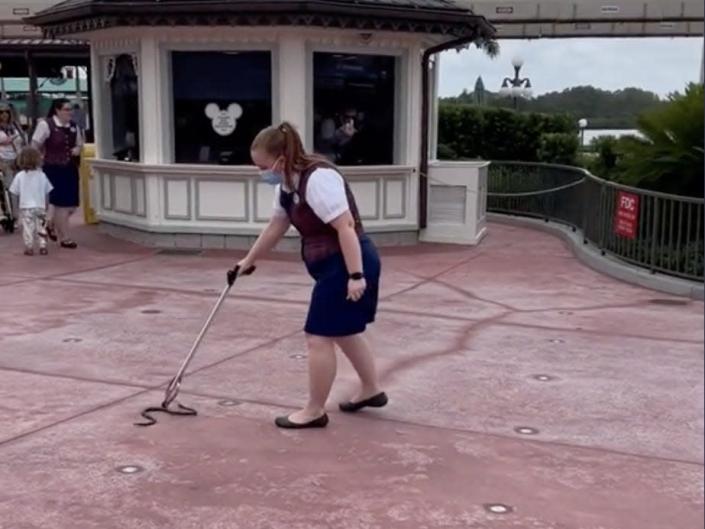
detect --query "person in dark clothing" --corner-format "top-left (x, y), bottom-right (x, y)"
top-left (31, 98), bottom-right (82, 249)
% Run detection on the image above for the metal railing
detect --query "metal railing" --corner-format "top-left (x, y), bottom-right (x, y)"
top-left (488, 161), bottom-right (704, 282)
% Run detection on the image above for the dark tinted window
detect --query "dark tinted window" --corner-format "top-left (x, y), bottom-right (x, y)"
top-left (110, 54), bottom-right (139, 161)
top-left (313, 53), bottom-right (396, 166)
top-left (172, 51), bottom-right (272, 165)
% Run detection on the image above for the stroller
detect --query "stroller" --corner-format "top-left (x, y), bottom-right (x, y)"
top-left (0, 175), bottom-right (15, 233)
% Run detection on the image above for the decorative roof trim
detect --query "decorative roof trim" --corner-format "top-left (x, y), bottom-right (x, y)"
top-left (37, 13), bottom-right (493, 40)
top-left (27, 2), bottom-right (495, 41)
top-left (0, 37), bottom-right (87, 48)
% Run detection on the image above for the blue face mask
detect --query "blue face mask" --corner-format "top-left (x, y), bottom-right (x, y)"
top-left (260, 169), bottom-right (283, 186)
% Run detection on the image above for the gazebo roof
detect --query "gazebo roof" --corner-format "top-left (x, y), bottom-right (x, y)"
top-left (0, 37), bottom-right (89, 76)
top-left (0, 37), bottom-right (86, 51)
top-left (27, 0), bottom-right (495, 41)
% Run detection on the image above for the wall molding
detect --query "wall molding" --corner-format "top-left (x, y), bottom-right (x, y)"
top-left (194, 177), bottom-right (250, 222)
top-left (383, 177), bottom-right (407, 219)
top-left (163, 177), bottom-right (192, 220)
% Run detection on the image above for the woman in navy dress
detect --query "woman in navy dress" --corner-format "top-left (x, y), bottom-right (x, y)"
top-left (32, 98), bottom-right (82, 249)
top-left (237, 121), bottom-right (388, 429)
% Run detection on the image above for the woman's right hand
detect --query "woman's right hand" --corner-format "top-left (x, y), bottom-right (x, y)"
top-left (237, 256), bottom-right (256, 274)
top-left (227, 256), bottom-right (256, 285)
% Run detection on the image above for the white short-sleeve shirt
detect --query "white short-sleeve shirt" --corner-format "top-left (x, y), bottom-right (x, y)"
top-left (272, 167), bottom-right (349, 224)
top-left (32, 116), bottom-right (84, 148)
top-left (9, 169), bottom-right (53, 209)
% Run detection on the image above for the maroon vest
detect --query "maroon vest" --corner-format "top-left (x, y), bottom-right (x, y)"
top-left (280, 162), bottom-right (365, 264)
top-left (43, 118), bottom-right (78, 166)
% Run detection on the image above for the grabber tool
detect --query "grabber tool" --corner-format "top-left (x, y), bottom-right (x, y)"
top-left (135, 264), bottom-right (256, 426)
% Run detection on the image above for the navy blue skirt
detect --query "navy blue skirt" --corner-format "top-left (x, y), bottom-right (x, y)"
top-left (304, 236), bottom-right (381, 337)
top-left (44, 163), bottom-right (80, 208)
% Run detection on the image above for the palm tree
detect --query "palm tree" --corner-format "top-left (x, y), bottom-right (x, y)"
top-left (617, 83), bottom-right (704, 197)
top-left (478, 39), bottom-right (500, 58)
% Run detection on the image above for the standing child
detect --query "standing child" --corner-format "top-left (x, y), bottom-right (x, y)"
top-left (9, 146), bottom-right (53, 256)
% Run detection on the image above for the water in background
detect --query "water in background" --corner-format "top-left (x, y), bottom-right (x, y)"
top-left (580, 128), bottom-right (642, 146)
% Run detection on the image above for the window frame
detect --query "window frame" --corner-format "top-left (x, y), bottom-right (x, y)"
top-left (306, 44), bottom-right (407, 167)
top-left (96, 46), bottom-right (143, 161)
top-left (162, 42), bottom-right (279, 166)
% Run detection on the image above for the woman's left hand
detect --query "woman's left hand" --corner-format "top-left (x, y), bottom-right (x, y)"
top-left (71, 146), bottom-right (81, 156)
top-left (347, 277), bottom-right (367, 302)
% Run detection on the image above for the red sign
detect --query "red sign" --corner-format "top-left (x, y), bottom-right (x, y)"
top-left (614, 191), bottom-right (640, 239)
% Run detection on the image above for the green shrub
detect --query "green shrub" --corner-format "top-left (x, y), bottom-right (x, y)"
top-left (436, 143), bottom-right (459, 160)
top-left (583, 135), bottom-right (633, 180)
top-left (437, 103), bottom-right (576, 163)
top-left (536, 133), bottom-right (579, 165)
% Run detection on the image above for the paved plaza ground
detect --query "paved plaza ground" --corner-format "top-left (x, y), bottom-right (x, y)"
top-left (0, 219), bottom-right (702, 529)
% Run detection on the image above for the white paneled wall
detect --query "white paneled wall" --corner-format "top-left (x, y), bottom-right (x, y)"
top-left (164, 178), bottom-right (190, 219)
top-left (91, 160), bottom-right (417, 235)
top-left (196, 179), bottom-right (249, 221)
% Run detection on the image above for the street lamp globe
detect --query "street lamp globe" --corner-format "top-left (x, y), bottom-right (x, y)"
top-left (578, 118), bottom-right (588, 129)
top-left (499, 80), bottom-right (512, 97)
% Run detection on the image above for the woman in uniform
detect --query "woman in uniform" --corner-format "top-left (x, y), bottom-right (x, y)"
top-left (237, 121), bottom-right (388, 429)
top-left (32, 98), bottom-right (82, 249)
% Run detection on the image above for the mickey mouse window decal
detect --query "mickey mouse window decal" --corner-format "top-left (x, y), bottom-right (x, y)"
top-left (204, 103), bottom-right (243, 136)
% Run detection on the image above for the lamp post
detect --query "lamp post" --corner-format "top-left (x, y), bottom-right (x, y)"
top-left (578, 118), bottom-right (588, 148)
top-left (499, 56), bottom-right (532, 110)
top-left (0, 62), bottom-right (6, 101)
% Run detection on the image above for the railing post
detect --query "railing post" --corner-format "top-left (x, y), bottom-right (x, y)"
top-left (581, 178), bottom-right (589, 243)
top-left (650, 197), bottom-right (660, 274)
top-left (598, 183), bottom-right (606, 255)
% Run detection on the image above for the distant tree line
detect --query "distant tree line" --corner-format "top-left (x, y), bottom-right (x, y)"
top-left (441, 80), bottom-right (666, 129)
top-left (438, 82), bottom-right (703, 197)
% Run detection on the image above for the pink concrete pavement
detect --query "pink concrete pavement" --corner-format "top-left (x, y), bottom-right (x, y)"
top-left (0, 219), bottom-right (702, 529)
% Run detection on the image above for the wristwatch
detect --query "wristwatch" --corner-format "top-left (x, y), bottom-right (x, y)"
top-left (349, 272), bottom-right (364, 280)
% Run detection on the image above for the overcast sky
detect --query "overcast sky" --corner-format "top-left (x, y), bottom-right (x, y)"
top-left (439, 37), bottom-right (703, 98)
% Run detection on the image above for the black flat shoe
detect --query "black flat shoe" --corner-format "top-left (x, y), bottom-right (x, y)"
top-left (275, 413), bottom-right (329, 429)
top-left (45, 224), bottom-right (57, 241)
top-left (339, 392), bottom-right (388, 413)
